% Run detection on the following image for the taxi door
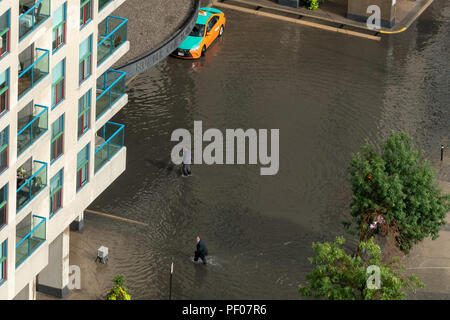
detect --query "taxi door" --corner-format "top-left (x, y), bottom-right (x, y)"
top-left (204, 16), bottom-right (219, 48)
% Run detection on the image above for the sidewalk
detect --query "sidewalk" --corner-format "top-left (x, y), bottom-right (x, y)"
top-left (36, 214), bottom-right (145, 300)
top-left (112, 0), bottom-right (196, 67)
top-left (216, 0), bottom-right (434, 34)
top-left (406, 151), bottom-right (450, 299)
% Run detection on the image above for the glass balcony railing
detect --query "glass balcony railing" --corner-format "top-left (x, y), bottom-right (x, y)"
top-left (17, 105), bottom-right (48, 155)
top-left (97, 16), bottom-right (127, 65)
top-left (96, 69), bottom-right (126, 120)
top-left (18, 48), bottom-right (49, 99)
top-left (16, 215), bottom-right (46, 268)
top-left (95, 122), bottom-right (125, 173)
top-left (16, 161), bottom-right (48, 212)
top-left (99, 0), bottom-right (114, 12)
top-left (19, 0), bottom-right (51, 41)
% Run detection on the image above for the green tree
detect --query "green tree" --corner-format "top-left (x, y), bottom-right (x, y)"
top-left (298, 236), bottom-right (423, 300)
top-left (106, 275), bottom-right (131, 300)
top-left (348, 132), bottom-right (450, 253)
top-left (306, 0), bottom-right (325, 10)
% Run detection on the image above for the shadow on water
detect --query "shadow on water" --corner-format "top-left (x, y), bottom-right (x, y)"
top-left (146, 158), bottom-right (177, 175)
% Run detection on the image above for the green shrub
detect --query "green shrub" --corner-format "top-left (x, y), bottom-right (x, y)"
top-left (305, 0), bottom-right (325, 10)
top-left (308, 0), bottom-right (319, 10)
top-left (106, 275), bottom-right (131, 300)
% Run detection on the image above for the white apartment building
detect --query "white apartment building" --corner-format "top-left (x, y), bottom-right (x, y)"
top-left (0, 0), bottom-right (129, 299)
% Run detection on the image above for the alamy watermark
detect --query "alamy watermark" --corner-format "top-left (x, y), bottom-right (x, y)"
top-left (366, 1), bottom-right (396, 30)
top-left (366, 265), bottom-right (381, 290)
top-left (68, 265), bottom-right (81, 290)
top-left (170, 121), bottom-right (280, 175)
top-left (366, 5), bottom-right (381, 30)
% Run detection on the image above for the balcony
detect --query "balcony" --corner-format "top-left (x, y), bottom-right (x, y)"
top-left (17, 105), bottom-right (48, 155)
top-left (18, 48), bottom-right (49, 99)
top-left (99, 0), bottom-right (114, 12)
top-left (0, 10), bottom-right (10, 59)
top-left (95, 122), bottom-right (125, 174)
top-left (16, 160), bottom-right (47, 212)
top-left (97, 16), bottom-right (128, 66)
top-left (19, 0), bottom-right (51, 41)
top-left (96, 69), bottom-right (126, 120)
top-left (16, 215), bottom-right (46, 268)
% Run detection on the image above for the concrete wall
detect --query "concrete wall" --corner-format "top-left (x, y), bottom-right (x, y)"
top-left (12, 281), bottom-right (35, 300)
top-left (36, 227), bottom-right (69, 298)
top-left (347, 0), bottom-right (396, 27)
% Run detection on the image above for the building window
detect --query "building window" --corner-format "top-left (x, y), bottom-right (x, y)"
top-left (50, 169), bottom-right (63, 216)
top-left (51, 115), bottom-right (64, 162)
top-left (0, 184), bottom-right (6, 230)
top-left (0, 127), bottom-right (7, 174)
top-left (0, 69), bottom-right (9, 116)
top-left (76, 144), bottom-right (89, 191)
top-left (0, 240), bottom-right (6, 286)
top-left (52, 3), bottom-right (66, 52)
top-left (78, 90), bottom-right (91, 137)
top-left (80, 0), bottom-right (92, 28)
top-left (79, 35), bottom-right (92, 84)
top-left (51, 59), bottom-right (65, 108)
top-left (0, 10), bottom-right (10, 58)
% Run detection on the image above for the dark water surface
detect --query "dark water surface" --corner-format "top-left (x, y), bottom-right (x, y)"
top-left (86, 1), bottom-right (450, 299)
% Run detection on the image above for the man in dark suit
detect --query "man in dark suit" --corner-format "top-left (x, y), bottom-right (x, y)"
top-left (194, 236), bottom-right (208, 265)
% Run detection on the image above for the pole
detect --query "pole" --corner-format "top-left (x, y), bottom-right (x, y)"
top-left (441, 145), bottom-right (444, 162)
top-left (169, 262), bottom-right (173, 300)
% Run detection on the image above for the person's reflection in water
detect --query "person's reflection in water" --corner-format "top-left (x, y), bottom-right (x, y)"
top-left (193, 257), bottom-right (208, 289)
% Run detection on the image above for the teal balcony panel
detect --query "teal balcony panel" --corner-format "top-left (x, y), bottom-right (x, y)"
top-left (94, 122), bottom-right (125, 173)
top-left (15, 215), bottom-right (46, 268)
top-left (16, 161), bottom-right (48, 212)
top-left (97, 16), bottom-right (128, 66)
top-left (17, 105), bottom-right (48, 155)
top-left (19, 0), bottom-right (51, 41)
top-left (96, 69), bottom-right (126, 120)
top-left (18, 48), bottom-right (49, 99)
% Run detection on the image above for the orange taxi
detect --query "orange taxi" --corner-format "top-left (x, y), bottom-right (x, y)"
top-left (172, 8), bottom-right (226, 59)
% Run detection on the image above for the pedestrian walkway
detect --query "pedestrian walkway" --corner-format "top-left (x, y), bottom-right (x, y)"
top-left (406, 153), bottom-right (450, 299)
top-left (111, 0), bottom-right (196, 67)
top-left (214, 0), bottom-right (434, 35)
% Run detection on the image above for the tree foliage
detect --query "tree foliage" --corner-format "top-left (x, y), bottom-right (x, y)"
top-left (298, 237), bottom-right (423, 300)
top-left (304, 0), bottom-right (326, 10)
top-left (348, 132), bottom-right (450, 253)
top-left (106, 275), bottom-right (131, 300)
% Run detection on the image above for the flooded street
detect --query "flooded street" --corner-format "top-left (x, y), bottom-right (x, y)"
top-left (82, 1), bottom-right (449, 299)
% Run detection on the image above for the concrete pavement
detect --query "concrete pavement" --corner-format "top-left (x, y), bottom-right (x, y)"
top-left (215, 0), bottom-right (434, 34)
top-left (111, 0), bottom-right (196, 67)
top-left (406, 146), bottom-right (450, 299)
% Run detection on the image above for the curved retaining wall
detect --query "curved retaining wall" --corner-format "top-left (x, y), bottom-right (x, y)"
top-left (117, 0), bottom-right (200, 78)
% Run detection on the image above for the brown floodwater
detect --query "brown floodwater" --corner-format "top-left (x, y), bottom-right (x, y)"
top-left (83, 1), bottom-right (450, 299)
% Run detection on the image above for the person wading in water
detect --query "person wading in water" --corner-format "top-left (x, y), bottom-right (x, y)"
top-left (182, 146), bottom-right (192, 177)
top-left (194, 236), bottom-right (208, 265)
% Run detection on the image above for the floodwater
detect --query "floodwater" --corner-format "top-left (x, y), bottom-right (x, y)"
top-left (84, 1), bottom-right (450, 299)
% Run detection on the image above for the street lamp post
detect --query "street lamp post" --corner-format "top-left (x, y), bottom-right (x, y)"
top-left (169, 262), bottom-right (174, 300)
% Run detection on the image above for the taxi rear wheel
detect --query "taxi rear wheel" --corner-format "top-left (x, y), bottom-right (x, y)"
top-left (219, 25), bottom-right (224, 37)
top-left (201, 46), bottom-right (206, 57)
